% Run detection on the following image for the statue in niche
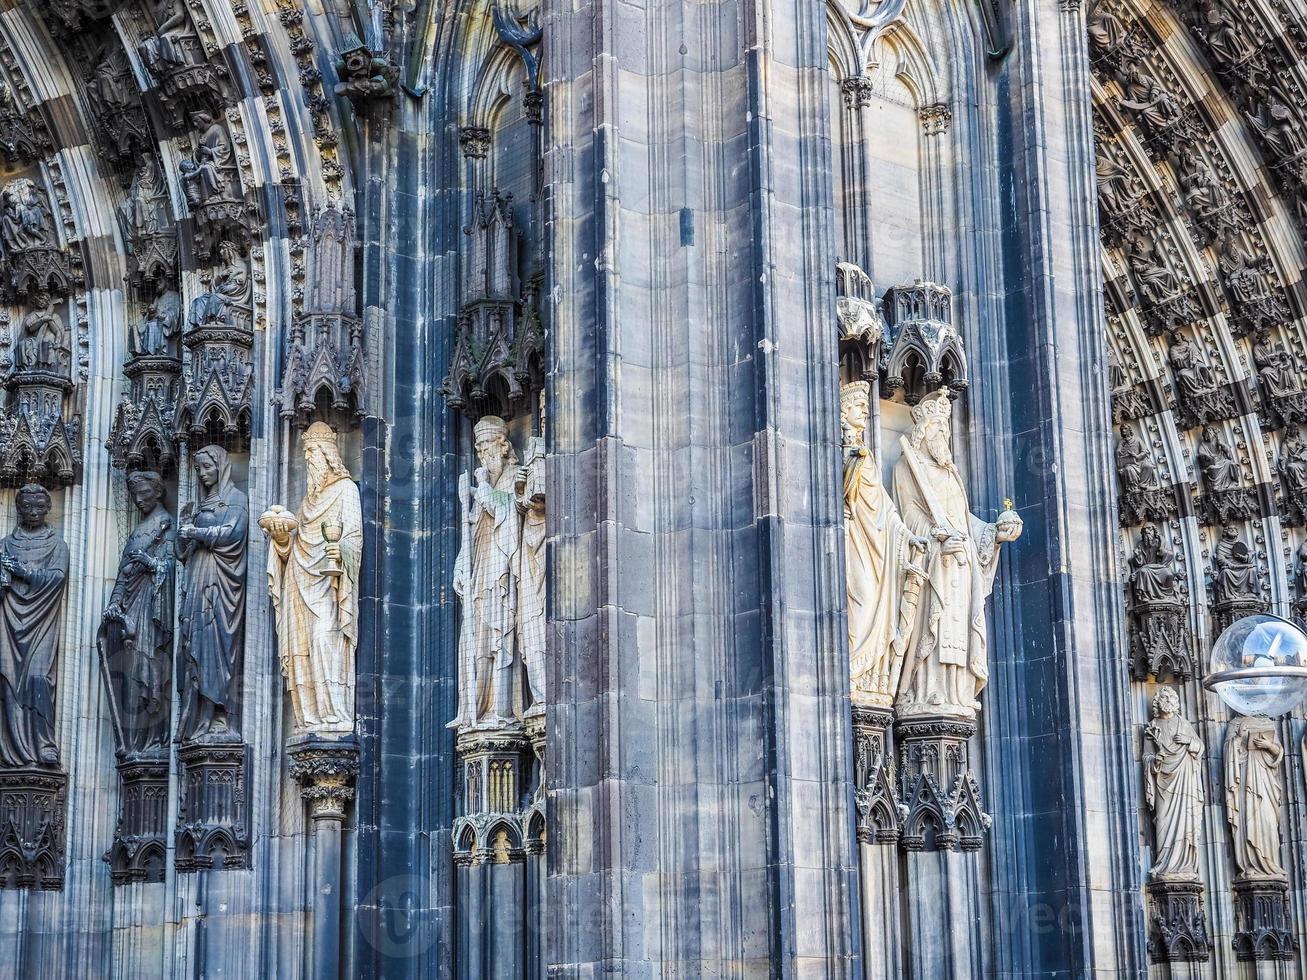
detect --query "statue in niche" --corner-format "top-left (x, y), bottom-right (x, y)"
top-left (1282, 430), bottom-right (1307, 497)
top-left (1210, 526), bottom-right (1260, 604)
top-left (1218, 237), bottom-right (1275, 304)
top-left (841, 381), bottom-right (925, 707)
top-left (129, 290), bottom-right (181, 358)
top-left (1180, 164), bottom-right (1230, 217)
top-left (1168, 333), bottom-right (1221, 400)
top-left (14, 292), bottom-right (67, 373)
top-left (1143, 687), bottom-right (1205, 880)
top-left (179, 113), bottom-right (235, 207)
top-left (260, 423), bottom-right (362, 736)
top-left (119, 158), bottom-right (171, 239)
top-left (1095, 153), bottom-right (1134, 215)
top-left (1200, 0), bottom-right (1258, 70)
top-left (515, 436), bottom-right (546, 718)
top-left (1196, 425), bottom-right (1240, 493)
top-left (0, 485), bottom-right (68, 768)
top-left (1118, 67), bottom-right (1183, 132)
top-left (450, 415), bottom-right (521, 730)
top-left (1117, 424), bottom-right (1161, 494)
top-left (891, 392), bottom-right (1022, 720)
top-left (1225, 715), bottom-right (1286, 879)
top-left (1086, 1), bottom-right (1125, 55)
top-left (1247, 96), bottom-right (1305, 162)
top-left (1253, 332), bottom-right (1296, 397)
top-left (188, 242), bottom-right (251, 329)
top-left (176, 445), bottom-right (247, 741)
top-left (97, 471), bottom-right (174, 757)
top-left (0, 178), bottom-right (54, 253)
top-left (138, 0), bottom-right (196, 75)
top-left (1125, 234), bottom-right (1179, 304)
top-left (1130, 526), bottom-right (1181, 605)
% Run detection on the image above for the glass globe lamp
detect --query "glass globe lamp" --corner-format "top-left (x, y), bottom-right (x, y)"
top-left (1203, 613), bottom-right (1307, 718)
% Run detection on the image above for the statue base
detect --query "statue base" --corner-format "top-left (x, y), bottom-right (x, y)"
top-left (1128, 600), bottom-right (1191, 682)
top-left (1211, 599), bottom-right (1265, 639)
top-left (896, 716), bottom-right (989, 852)
top-left (287, 735), bottom-right (360, 820)
top-left (453, 726), bottom-right (534, 865)
top-left (175, 737), bottom-right (250, 871)
top-left (851, 706), bottom-right (903, 844)
top-left (0, 767), bottom-right (66, 889)
top-left (1146, 877), bottom-right (1211, 963)
top-left (107, 754), bottom-right (169, 885)
top-left (1232, 875), bottom-right (1296, 961)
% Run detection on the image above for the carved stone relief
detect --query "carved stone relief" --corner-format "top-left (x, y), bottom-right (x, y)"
top-left (1, 179), bottom-right (71, 303)
top-left (1167, 331), bottom-right (1238, 430)
top-left (261, 423), bottom-right (362, 737)
top-left (1116, 423), bottom-right (1176, 525)
top-left (1209, 526), bottom-right (1265, 634)
top-left (137, 0), bottom-right (226, 130)
top-left (881, 281), bottom-right (968, 403)
top-left (117, 157), bottom-right (178, 295)
top-left (1127, 525), bottom-right (1190, 680)
top-left (1194, 425), bottom-right (1257, 524)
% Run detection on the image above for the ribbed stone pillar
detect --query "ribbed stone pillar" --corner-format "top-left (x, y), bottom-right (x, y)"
top-left (543, 0), bottom-right (860, 971)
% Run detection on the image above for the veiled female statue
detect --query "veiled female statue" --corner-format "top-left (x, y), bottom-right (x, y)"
top-left (1225, 715), bottom-right (1286, 880)
top-left (841, 381), bottom-right (924, 707)
top-left (0, 486), bottom-right (69, 768)
top-left (97, 471), bottom-right (174, 757)
top-left (1143, 687), bottom-right (1204, 880)
top-left (1116, 424), bottom-right (1160, 493)
top-left (1168, 333), bottom-right (1220, 400)
top-left (176, 445), bottom-right (247, 740)
top-left (1196, 426), bottom-right (1239, 493)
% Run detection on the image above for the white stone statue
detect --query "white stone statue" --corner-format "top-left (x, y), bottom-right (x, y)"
top-left (260, 422), bottom-right (363, 737)
top-left (450, 415), bottom-right (521, 730)
top-left (1224, 714), bottom-right (1286, 880)
top-left (1142, 687), bottom-right (1205, 881)
top-left (516, 435), bottom-right (546, 718)
top-left (891, 391), bottom-right (1023, 720)
top-left (841, 381), bottom-right (925, 707)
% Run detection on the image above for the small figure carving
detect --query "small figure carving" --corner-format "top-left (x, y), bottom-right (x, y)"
top-left (1118, 67), bottom-right (1183, 133)
top-left (1143, 687), bottom-right (1205, 881)
top-left (841, 381), bottom-right (925, 708)
top-left (1210, 526), bottom-right (1260, 605)
top-left (1126, 234), bottom-right (1180, 304)
top-left (1117, 424), bottom-right (1161, 493)
top-left (1282, 430), bottom-right (1307, 498)
top-left (1246, 96), bottom-right (1305, 163)
top-left (1253, 333), bottom-right (1296, 397)
top-left (1095, 153), bottom-right (1135, 215)
top-left (450, 415), bottom-right (522, 729)
top-left (179, 113), bottom-right (235, 207)
top-left (188, 243), bottom-right (251, 329)
top-left (1168, 333), bottom-right (1220, 401)
top-left (333, 38), bottom-right (399, 108)
top-left (1225, 716), bottom-right (1286, 880)
top-left (261, 423), bottom-right (363, 736)
top-left (891, 391), bottom-right (1022, 720)
top-left (0, 485), bottom-right (68, 768)
top-left (1196, 426), bottom-right (1239, 493)
top-left (129, 290), bottom-right (181, 358)
top-left (13, 293), bottom-right (67, 374)
top-left (1130, 525), bottom-right (1181, 606)
top-left (1, 179), bottom-right (55, 253)
top-left (137, 0), bottom-right (196, 76)
top-left (176, 446), bottom-right (247, 741)
top-left (97, 471), bottom-right (174, 757)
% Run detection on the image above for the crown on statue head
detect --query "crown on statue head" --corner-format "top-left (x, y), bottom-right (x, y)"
top-left (910, 389), bottom-right (952, 425)
top-left (302, 420), bottom-right (338, 448)
top-left (473, 414), bottom-right (508, 440)
top-left (840, 380), bottom-right (870, 410)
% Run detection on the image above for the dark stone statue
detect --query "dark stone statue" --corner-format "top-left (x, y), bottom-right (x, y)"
top-left (1211, 526), bottom-right (1259, 604)
top-left (1196, 425), bottom-right (1239, 493)
top-left (1130, 525), bottom-right (1180, 606)
top-left (97, 471), bottom-right (174, 757)
top-left (0, 485), bottom-right (68, 768)
top-left (176, 445), bottom-right (247, 741)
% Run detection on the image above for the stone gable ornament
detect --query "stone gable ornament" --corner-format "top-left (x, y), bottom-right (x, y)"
top-left (891, 391), bottom-right (1022, 722)
top-left (261, 422), bottom-right (362, 736)
top-left (842, 381), bottom-right (925, 708)
top-left (449, 415), bottom-right (529, 730)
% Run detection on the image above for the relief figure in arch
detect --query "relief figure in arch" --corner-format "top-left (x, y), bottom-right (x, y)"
top-left (1143, 687), bottom-right (1205, 881)
top-left (891, 391), bottom-right (1022, 720)
top-left (841, 381), bottom-right (925, 707)
top-left (97, 471), bottom-right (174, 757)
top-left (262, 423), bottom-right (362, 736)
top-left (0, 485), bottom-right (68, 768)
top-left (450, 415), bottom-right (520, 730)
top-left (176, 445), bottom-right (247, 741)
top-left (1225, 714), bottom-right (1286, 880)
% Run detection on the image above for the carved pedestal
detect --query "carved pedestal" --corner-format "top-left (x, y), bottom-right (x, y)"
top-left (896, 717), bottom-right (989, 852)
top-left (1146, 878), bottom-right (1211, 963)
top-left (1263, 390), bottom-right (1307, 428)
top-left (1211, 599), bottom-right (1264, 638)
top-left (174, 736), bottom-right (250, 871)
top-left (288, 736), bottom-right (359, 980)
top-left (1129, 600), bottom-right (1191, 680)
top-left (107, 354), bottom-right (182, 474)
top-left (1140, 291), bottom-right (1203, 338)
top-left (852, 706), bottom-right (903, 844)
top-left (1232, 876), bottom-right (1296, 961)
top-left (456, 728), bottom-right (531, 830)
top-left (1, 370), bottom-right (81, 488)
top-left (1199, 487), bottom-right (1259, 525)
top-left (1118, 486), bottom-right (1178, 526)
top-left (0, 768), bottom-right (66, 889)
top-left (1174, 385), bottom-right (1240, 431)
top-left (107, 755), bottom-right (168, 885)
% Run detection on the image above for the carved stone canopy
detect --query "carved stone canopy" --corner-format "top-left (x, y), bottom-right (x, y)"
top-left (881, 280), bottom-right (967, 404)
top-left (836, 262), bottom-right (884, 380)
top-left (0, 83), bottom-right (51, 167)
top-left (0, 305), bottom-right (81, 488)
top-left (39, 0), bottom-right (122, 35)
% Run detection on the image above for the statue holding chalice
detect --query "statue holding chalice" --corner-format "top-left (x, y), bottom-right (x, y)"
top-left (261, 422), bottom-right (362, 736)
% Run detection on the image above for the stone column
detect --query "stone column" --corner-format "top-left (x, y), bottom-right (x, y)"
top-left (288, 737), bottom-right (360, 980)
top-left (544, 0), bottom-right (859, 969)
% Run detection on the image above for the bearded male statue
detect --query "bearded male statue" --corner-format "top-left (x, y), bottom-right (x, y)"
top-left (261, 422), bottom-right (363, 737)
top-left (892, 391), bottom-right (1022, 720)
top-left (450, 415), bottom-right (521, 730)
